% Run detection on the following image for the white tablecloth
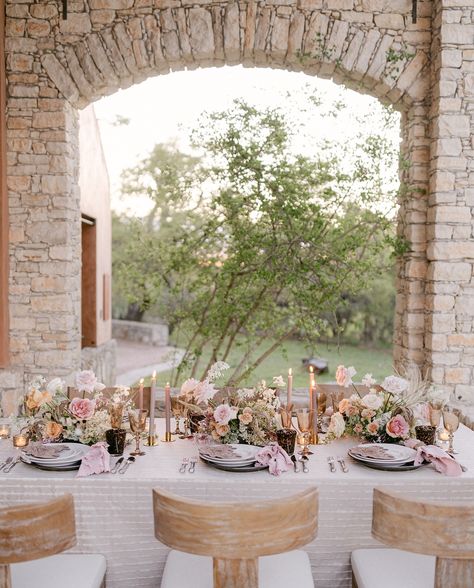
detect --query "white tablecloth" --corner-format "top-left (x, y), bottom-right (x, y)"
top-left (1, 422), bottom-right (473, 588)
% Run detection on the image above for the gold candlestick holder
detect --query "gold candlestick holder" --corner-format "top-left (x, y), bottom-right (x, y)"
top-left (145, 434), bottom-right (158, 446)
top-left (162, 431), bottom-right (174, 442)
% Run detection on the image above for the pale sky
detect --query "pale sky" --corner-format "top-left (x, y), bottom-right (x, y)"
top-left (93, 65), bottom-right (401, 216)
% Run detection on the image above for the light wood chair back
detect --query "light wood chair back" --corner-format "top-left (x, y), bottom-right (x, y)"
top-left (0, 494), bottom-right (76, 588)
top-left (372, 488), bottom-right (474, 588)
top-left (153, 486), bottom-right (318, 588)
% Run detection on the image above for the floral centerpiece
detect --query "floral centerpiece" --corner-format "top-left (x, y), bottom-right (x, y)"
top-left (327, 365), bottom-right (429, 443)
top-left (199, 381), bottom-right (281, 446)
top-left (18, 371), bottom-right (132, 445)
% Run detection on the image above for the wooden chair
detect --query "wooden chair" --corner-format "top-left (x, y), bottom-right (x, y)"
top-left (0, 494), bottom-right (106, 588)
top-left (351, 487), bottom-right (474, 588)
top-left (153, 486), bottom-right (318, 588)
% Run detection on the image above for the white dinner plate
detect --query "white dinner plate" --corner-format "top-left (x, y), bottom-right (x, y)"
top-left (23, 443), bottom-right (89, 465)
top-left (348, 443), bottom-right (417, 465)
top-left (198, 444), bottom-right (259, 466)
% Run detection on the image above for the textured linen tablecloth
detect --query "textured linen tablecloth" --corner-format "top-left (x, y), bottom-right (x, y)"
top-left (1, 422), bottom-right (473, 588)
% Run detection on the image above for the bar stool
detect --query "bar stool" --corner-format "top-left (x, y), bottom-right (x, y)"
top-left (0, 494), bottom-right (106, 588)
top-left (153, 486), bottom-right (318, 588)
top-left (351, 487), bottom-right (474, 588)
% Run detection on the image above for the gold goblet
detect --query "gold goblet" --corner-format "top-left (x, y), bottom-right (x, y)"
top-left (280, 406), bottom-right (293, 429)
top-left (128, 409), bottom-right (148, 456)
top-left (296, 408), bottom-right (314, 456)
top-left (170, 396), bottom-right (182, 435)
top-left (442, 408), bottom-right (459, 455)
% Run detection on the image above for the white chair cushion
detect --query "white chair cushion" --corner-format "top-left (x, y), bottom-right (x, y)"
top-left (11, 553), bottom-right (106, 588)
top-left (161, 549), bottom-right (314, 588)
top-left (351, 548), bottom-right (435, 588)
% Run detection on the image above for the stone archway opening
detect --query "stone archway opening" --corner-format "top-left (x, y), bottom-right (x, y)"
top-left (92, 64), bottom-right (403, 383)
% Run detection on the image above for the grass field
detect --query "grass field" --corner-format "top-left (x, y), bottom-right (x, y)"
top-left (142, 337), bottom-right (393, 388)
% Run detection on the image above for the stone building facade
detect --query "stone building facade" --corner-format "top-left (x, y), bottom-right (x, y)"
top-left (0, 0), bottom-right (473, 409)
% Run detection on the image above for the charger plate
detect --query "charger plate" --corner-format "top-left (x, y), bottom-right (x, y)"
top-left (200, 456), bottom-right (268, 473)
top-left (355, 460), bottom-right (429, 472)
top-left (21, 457), bottom-right (81, 471)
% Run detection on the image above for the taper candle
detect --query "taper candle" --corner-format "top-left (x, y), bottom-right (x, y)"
top-left (138, 378), bottom-right (144, 411)
top-left (311, 385), bottom-right (318, 439)
top-left (287, 368), bottom-right (293, 408)
top-left (309, 366), bottom-right (315, 408)
top-left (165, 382), bottom-right (171, 435)
top-left (149, 371), bottom-right (156, 438)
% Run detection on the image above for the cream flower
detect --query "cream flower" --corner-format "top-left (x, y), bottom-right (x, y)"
top-left (362, 393), bottom-right (383, 411)
top-left (180, 378), bottom-right (199, 396)
top-left (361, 373), bottom-right (376, 388)
top-left (328, 412), bottom-right (345, 438)
top-left (46, 377), bottom-right (65, 395)
top-left (335, 365), bottom-right (356, 388)
top-left (382, 376), bottom-right (409, 395)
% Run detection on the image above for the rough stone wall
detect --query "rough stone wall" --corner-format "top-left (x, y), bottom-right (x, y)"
top-left (426, 0), bottom-right (474, 404)
top-left (0, 0), bottom-right (454, 409)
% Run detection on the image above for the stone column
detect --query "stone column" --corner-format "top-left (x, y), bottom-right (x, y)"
top-left (4, 1), bottom-right (82, 393)
top-left (427, 0), bottom-right (474, 401)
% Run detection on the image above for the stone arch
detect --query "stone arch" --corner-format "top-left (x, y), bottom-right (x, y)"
top-left (40, 7), bottom-right (430, 110)
top-left (3, 0), bottom-right (437, 397)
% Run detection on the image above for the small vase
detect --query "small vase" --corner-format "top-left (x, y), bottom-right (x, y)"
top-left (105, 428), bottom-right (126, 456)
top-left (276, 428), bottom-right (297, 456)
top-left (415, 425), bottom-right (436, 446)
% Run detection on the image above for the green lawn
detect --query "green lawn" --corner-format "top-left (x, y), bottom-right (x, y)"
top-left (142, 337), bottom-right (393, 388)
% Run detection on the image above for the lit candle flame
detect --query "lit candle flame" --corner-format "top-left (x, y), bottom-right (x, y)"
top-left (309, 365), bottom-right (314, 373)
top-left (139, 378), bottom-right (144, 385)
top-left (288, 368), bottom-right (292, 376)
top-left (152, 370), bottom-right (156, 382)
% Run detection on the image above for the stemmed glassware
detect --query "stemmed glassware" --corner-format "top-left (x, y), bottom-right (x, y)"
top-left (331, 391), bottom-right (344, 413)
top-left (280, 406), bottom-right (293, 429)
top-left (128, 409), bottom-right (148, 456)
top-left (296, 408), bottom-right (314, 456)
top-left (170, 397), bottom-right (182, 435)
top-left (442, 408), bottom-right (459, 455)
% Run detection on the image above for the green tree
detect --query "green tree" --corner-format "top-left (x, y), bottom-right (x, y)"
top-left (116, 100), bottom-right (399, 385)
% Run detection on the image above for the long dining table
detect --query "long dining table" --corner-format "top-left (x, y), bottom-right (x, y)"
top-left (1, 420), bottom-right (473, 588)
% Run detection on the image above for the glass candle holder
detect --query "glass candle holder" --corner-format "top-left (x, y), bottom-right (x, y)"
top-left (12, 434), bottom-right (29, 448)
top-left (0, 424), bottom-right (11, 439)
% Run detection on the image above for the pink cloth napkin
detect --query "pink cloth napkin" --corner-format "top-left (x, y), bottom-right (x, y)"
top-left (77, 442), bottom-right (111, 477)
top-left (414, 444), bottom-right (462, 477)
top-left (256, 442), bottom-right (292, 476)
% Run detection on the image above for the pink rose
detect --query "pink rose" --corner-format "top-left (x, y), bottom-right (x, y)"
top-left (386, 414), bottom-right (410, 439)
top-left (213, 404), bottom-right (237, 425)
top-left (335, 365), bottom-right (356, 388)
top-left (69, 397), bottom-right (96, 420)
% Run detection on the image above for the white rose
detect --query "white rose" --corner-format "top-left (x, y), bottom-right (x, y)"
top-left (46, 377), bottom-right (65, 395)
top-left (328, 412), bottom-right (346, 438)
top-left (382, 376), bottom-right (409, 395)
top-left (362, 393), bottom-right (383, 411)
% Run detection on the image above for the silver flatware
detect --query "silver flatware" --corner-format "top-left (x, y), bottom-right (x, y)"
top-left (179, 457), bottom-right (189, 473)
top-left (299, 456), bottom-right (309, 473)
top-left (3, 456), bottom-right (20, 473)
top-left (118, 456), bottom-right (135, 474)
top-left (0, 457), bottom-right (13, 471)
top-left (337, 456), bottom-right (348, 473)
top-left (110, 457), bottom-right (124, 474)
top-left (188, 457), bottom-right (197, 474)
top-left (327, 456), bottom-right (336, 473)
top-left (291, 454), bottom-right (300, 473)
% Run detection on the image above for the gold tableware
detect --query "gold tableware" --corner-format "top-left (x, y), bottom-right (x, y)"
top-left (442, 408), bottom-right (459, 455)
top-left (296, 408), bottom-right (314, 456)
top-left (128, 409), bottom-right (148, 456)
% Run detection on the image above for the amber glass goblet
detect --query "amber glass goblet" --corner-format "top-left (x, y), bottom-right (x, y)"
top-left (128, 409), bottom-right (148, 456)
top-left (442, 408), bottom-right (459, 455)
top-left (296, 408), bottom-right (314, 456)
